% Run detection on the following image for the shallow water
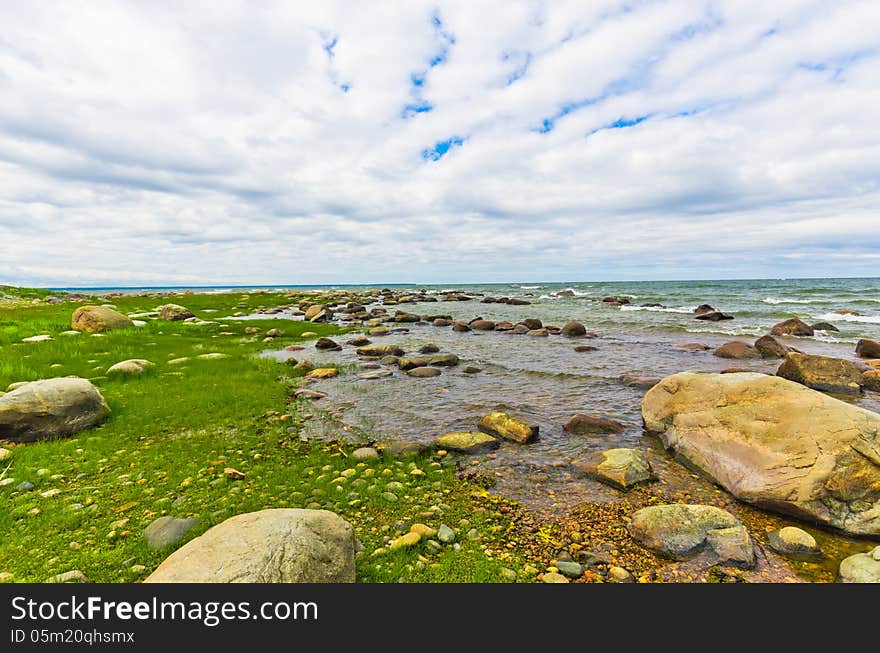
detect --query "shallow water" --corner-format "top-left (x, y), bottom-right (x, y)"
top-left (244, 279), bottom-right (880, 580)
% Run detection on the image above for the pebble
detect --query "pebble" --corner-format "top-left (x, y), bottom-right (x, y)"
top-left (130, 565), bottom-right (146, 573)
top-left (542, 572), bottom-right (570, 584)
top-left (0, 572), bottom-right (14, 582)
top-left (382, 492), bottom-right (399, 502)
top-left (15, 481), bottom-right (34, 492)
top-left (352, 447), bottom-right (379, 460)
top-left (499, 568), bottom-right (517, 583)
top-left (46, 570), bottom-right (87, 583)
top-left (410, 523), bottom-right (437, 538)
top-left (438, 524), bottom-right (456, 543)
top-left (466, 528), bottom-right (481, 541)
top-left (0, 478), bottom-right (15, 487)
top-left (0, 447), bottom-right (11, 461)
top-left (40, 489), bottom-right (61, 498)
top-left (389, 532), bottom-right (422, 550)
top-left (555, 561), bottom-right (583, 578)
top-left (608, 566), bottom-right (635, 583)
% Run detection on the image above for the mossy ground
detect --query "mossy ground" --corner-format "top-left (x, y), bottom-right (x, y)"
top-left (0, 288), bottom-right (534, 583)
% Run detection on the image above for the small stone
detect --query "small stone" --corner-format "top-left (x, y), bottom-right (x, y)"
top-left (0, 447), bottom-right (11, 461)
top-left (352, 447), bottom-right (380, 460)
top-left (46, 570), bottom-right (87, 583)
top-left (542, 572), bottom-right (570, 583)
top-left (767, 526), bottom-right (821, 558)
top-left (499, 567), bottom-right (517, 583)
top-left (466, 528), bottom-right (481, 541)
top-left (130, 565), bottom-right (146, 573)
top-left (382, 492), bottom-right (399, 502)
top-left (555, 560), bottom-right (583, 578)
top-left (608, 566), bottom-right (634, 583)
top-left (16, 481), bottom-right (35, 492)
top-left (438, 524), bottom-right (456, 543)
top-left (410, 524), bottom-right (437, 538)
top-left (224, 467), bottom-right (246, 480)
top-left (40, 488), bottom-right (61, 498)
top-left (462, 366), bottom-right (482, 374)
top-left (144, 516), bottom-right (199, 550)
top-left (389, 531), bottom-right (422, 550)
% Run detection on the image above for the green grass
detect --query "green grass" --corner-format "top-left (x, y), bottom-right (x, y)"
top-left (0, 288), bottom-right (532, 583)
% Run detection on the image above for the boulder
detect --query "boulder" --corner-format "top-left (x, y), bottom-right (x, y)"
top-left (837, 547), bottom-right (880, 583)
top-left (705, 525), bottom-right (756, 568)
top-left (510, 324), bottom-right (530, 334)
top-left (770, 318), bottom-right (814, 337)
top-left (494, 321), bottom-right (515, 332)
top-left (397, 354), bottom-right (459, 370)
top-left (369, 326), bottom-right (391, 336)
top-left (674, 343), bottom-right (712, 352)
top-left (527, 328), bottom-right (548, 337)
top-left (754, 335), bottom-right (789, 359)
top-left (864, 370), bottom-right (880, 392)
top-left (71, 306), bottom-right (134, 333)
top-left (379, 440), bottom-right (428, 457)
top-left (713, 341), bottom-right (760, 359)
top-left (856, 339), bottom-right (880, 359)
top-left (693, 304), bottom-right (716, 316)
top-left (767, 527), bottom-right (821, 559)
top-left (406, 367), bottom-right (441, 378)
top-left (352, 447), bottom-right (379, 460)
top-left (572, 448), bottom-right (656, 490)
top-left (620, 374), bottom-right (660, 389)
top-left (0, 378), bottom-right (110, 443)
top-left (315, 337), bottom-right (341, 350)
top-left (519, 318), bottom-right (543, 330)
top-left (451, 322), bottom-right (471, 333)
top-left (357, 344), bottom-right (404, 357)
top-left (560, 321), bottom-right (587, 337)
top-left (357, 369), bottom-right (393, 380)
top-left (394, 313), bottom-right (420, 323)
top-left (419, 343), bottom-right (440, 354)
top-left (477, 412), bottom-right (538, 444)
top-left (304, 305), bottom-right (327, 321)
top-left (266, 328), bottom-right (284, 337)
top-left (628, 504), bottom-right (748, 562)
top-left (695, 311), bottom-right (734, 321)
top-left (347, 336), bottom-right (371, 346)
top-left (470, 320), bottom-right (496, 331)
top-left (144, 516), bottom-right (199, 550)
top-left (433, 431), bottom-right (500, 454)
top-left (433, 318), bottom-right (452, 327)
top-left (811, 322), bottom-right (839, 332)
top-left (306, 368), bottom-right (338, 380)
top-left (642, 371), bottom-right (880, 535)
top-left (562, 413), bottom-right (624, 434)
top-left (776, 352), bottom-right (863, 395)
top-left (157, 304), bottom-right (195, 321)
top-left (144, 509), bottom-right (355, 583)
top-left (107, 359), bottom-right (153, 376)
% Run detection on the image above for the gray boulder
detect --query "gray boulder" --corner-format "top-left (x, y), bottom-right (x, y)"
top-left (144, 516), bottom-right (199, 550)
top-left (144, 509), bottom-right (355, 583)
top-left (0, 378), bottom-right (110, 443)
top-left (838, 547), bottom-right (880, 583)
top-left (572, 448), bottom-right (656, 490)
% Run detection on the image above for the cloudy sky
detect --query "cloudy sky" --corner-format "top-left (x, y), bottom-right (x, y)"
top-left (1, 1), bottom-right (878, 287)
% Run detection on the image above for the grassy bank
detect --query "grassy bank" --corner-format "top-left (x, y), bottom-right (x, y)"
top-left (0, 289), bottom-right (533, 583)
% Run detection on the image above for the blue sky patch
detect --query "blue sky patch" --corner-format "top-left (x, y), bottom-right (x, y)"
top-left (422, 136), bottom-right (464, 161)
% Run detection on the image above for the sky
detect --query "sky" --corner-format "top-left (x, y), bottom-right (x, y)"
top-left (1, 0), bottom-right (879, 287)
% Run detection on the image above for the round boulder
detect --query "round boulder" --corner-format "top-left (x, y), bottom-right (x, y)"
top-left (71, 306), bottom-right (134, 333)
top-left (144, 509), bottom-right (355, 583)
top-left (0, 378), bottom-right (110, 443)
top-left (157, 304), bottom-right (195, 321)
top-left (107, 359), bottom-right (153, 376)
top-left (560, 321), bottom-right (587, 337)
top-left (770, 318), bottom-right (814, 337)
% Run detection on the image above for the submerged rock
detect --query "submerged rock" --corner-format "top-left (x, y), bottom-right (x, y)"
top-left (642, 371), bottom-right (880, 536)
top-left (379, 440), bottom-right (428, 457)
top-left (562, 413), bottom-right (624, 434)
top-left (811, 322), bottom-right (839, 332)
top-left (478, 412), bottom-right (538, 444)
top-left (0, 378), bottom-right (110, 443)
top-left (433, 431), bottom-right (500, 454)
top-left (406, 367), bottom-right (441, 378)
top-left (767, 527), bottom-right (821, 559)
top-left (71, 306), bottom-right (134, 333)
top-left (572, 448), bottom-right (656, 490)
top-left (397, 354), bottom-right (459, 370)
top-left (357, 344), bottom-right (405, 357)
top-left (776, 352), bottom-right (863, 395)
top-left (695, 311), bottom-right (734, 321)
top-left (144, 509), bottom-right (355, 583)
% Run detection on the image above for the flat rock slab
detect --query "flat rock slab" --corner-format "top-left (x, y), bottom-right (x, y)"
top-left (478, 412), bottom-right (538, 444)
top-left (433, 431), bottom-right (500, 454)
top-left (643, 371), bottom-right (880, 536)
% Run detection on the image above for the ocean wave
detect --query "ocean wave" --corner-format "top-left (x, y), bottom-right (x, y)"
top-left (762, 297), bottom-right (817, 305)
top-left (619, 305), bottom-right (696, 314)
top-left (518, 285), bottom-right (541, 289)
top-left (815, 312), bottom-right (880, 324)
top-left (684, 325), bottom-right (765, 337)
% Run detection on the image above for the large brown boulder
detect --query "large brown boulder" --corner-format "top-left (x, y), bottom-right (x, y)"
top-left (776, 352), bottom-right (863, 395)
top-left (713, 341), bottom-right (760, 359)
top-left (71, 306), bottom-right (134, 333)
top-left (770, 318), bottom-right (814, 337)
top-left (642, 371), bottom-right (880, 535)
top-left (0, 378), bottom-right (110, 443)
top-left (560, 321), bottom-right (587, 337)
top-left (754, 335), bottom-right (790, 359)
top-left (144, 509), bottom-right (355, 583)
top-left (856, 339), bottom-right (880, 359)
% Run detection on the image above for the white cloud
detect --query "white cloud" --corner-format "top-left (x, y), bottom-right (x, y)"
top-left (0, 0), bottom-right (878, 286)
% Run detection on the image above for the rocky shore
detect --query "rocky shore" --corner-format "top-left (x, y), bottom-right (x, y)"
top-left (2, 284), bottom-right (880, 583)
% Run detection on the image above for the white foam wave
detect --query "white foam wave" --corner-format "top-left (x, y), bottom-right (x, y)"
top-left (816, 312), bottom-right (880, 324)
top-left (684, 325), bottom-right (765, 337)
top-left (762, 297), bottom-right (815, 304)
top-left (518, 285), bottom-right (541, 289)
top-left (619, 305), bottom-right (696, 314)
